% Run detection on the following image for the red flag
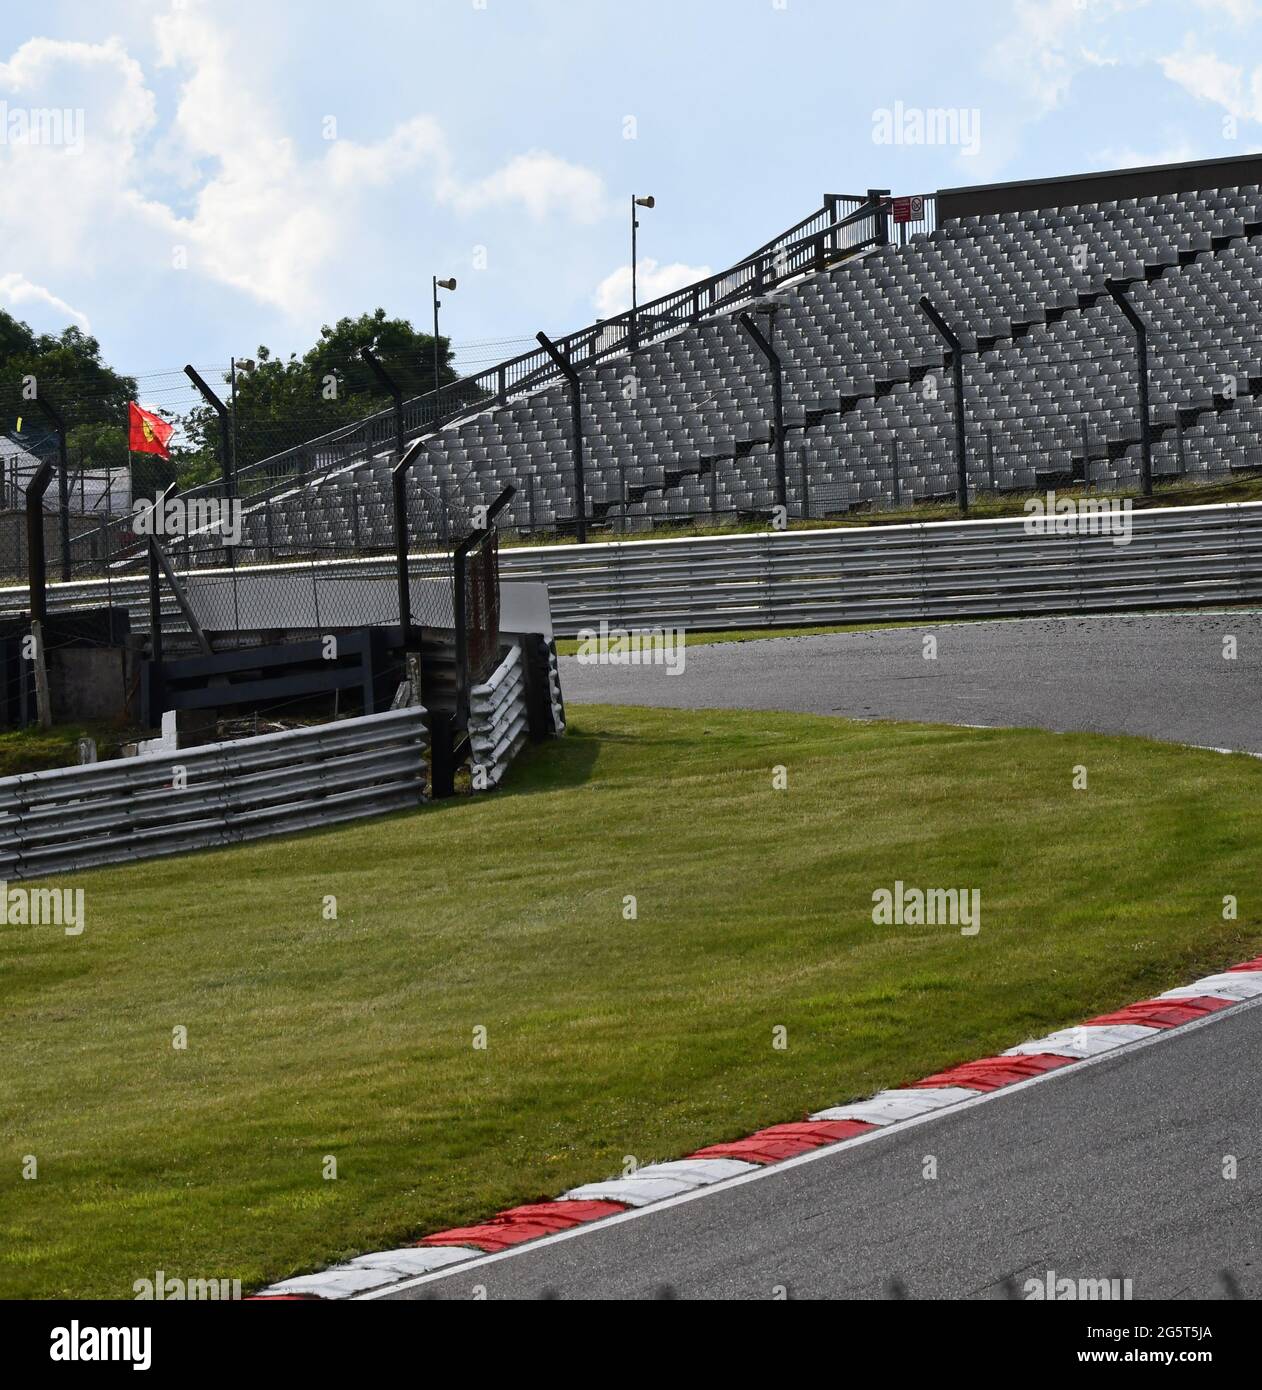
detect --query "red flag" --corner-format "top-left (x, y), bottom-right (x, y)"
top-left (128, 402), bottom-right (174, 459)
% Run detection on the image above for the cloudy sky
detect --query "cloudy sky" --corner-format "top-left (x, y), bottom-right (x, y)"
top-left (1, 0), bottom-right (1259, 396)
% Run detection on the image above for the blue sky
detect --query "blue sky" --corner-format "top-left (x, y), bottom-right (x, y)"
top-left (1, 0), bottom-right (1260, 404)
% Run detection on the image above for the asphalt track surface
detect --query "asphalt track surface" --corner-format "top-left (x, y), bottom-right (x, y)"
top-left (383, 998), bottom-right (1262, 1300)
top-left (383, 612), bottom-right (1262, 1301)
top-left (558, 610), bottom-right (1262, 756)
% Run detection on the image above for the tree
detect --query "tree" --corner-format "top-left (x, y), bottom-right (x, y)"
top-left (303, 307), bottom-right (455, 402)
top-left (181, 309), bottom-right (457, 475)
top-left (0, 311), bottom-right (136, 431)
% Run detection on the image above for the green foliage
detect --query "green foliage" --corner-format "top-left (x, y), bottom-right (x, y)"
top-left (0, 309), bottom-right (136, 432)
top-left (66, 421), bottom-right (127, 471)
top-left (183, 308), bottom-right (457, 472)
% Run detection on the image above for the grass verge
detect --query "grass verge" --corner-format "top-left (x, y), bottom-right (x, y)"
top-left (501, 473), bottom-right (1262, 549)
top-left (0, 724), bottom-right (132, 780)
top-left (1, 703), bottom-right (1258, 1297)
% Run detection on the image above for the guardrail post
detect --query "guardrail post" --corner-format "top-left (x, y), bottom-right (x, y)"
top-left (536, 331), bottom-right (587, 543)
top-left (918, 295), bottom-right (970, 513)
top-left (30, 391), bottom-right (71, 581)
top-left (1105, 280), bottom-right (1154, 498)
top-left (738, 307), bottom-right (787, 510)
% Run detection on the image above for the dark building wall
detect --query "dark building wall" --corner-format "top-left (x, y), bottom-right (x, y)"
top-left (50, 645), bottom-right (141, 724)
top-left (937, 152), bottom-right (1262, 222)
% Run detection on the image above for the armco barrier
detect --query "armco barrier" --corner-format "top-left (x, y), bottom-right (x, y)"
top-left (4, 501), bottom-right (1262, 638)
top-left (468, 644), bottom-right (529, 789)
top-left (545, 640), bottom-right (566, 733)
top-left (494, 502), bottom-right (1262, 634)
top-left (0, 707), bottom-right (428, 880)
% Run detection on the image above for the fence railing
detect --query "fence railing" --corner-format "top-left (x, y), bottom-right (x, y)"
top-left (7, 502), bottom-right (1262, 640)
top-left (79, 194), bottom-right (889, 544)
top-left (0, 706), bottom-right (428, 880)
top-left (492, 501), bottom-right (1262, 634)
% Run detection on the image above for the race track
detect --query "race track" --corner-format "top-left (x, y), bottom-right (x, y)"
top-left (559, 611), bottom-right (1262, 755)
top-left (383, 997), bottom-right (1262, 1300)
top-left (375, 611), bottom-right (1262, 1301)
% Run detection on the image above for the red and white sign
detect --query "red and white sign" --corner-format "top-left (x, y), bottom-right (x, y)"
top-left (892, 194), bottom-right (925, 224)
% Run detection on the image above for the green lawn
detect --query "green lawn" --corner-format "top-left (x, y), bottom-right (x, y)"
top-left (2, 704), bottom-right (1259, 1298)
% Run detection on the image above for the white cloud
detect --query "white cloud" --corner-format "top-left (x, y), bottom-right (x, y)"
top-left (594, 258), bottom-right (712, 319)
top-left (444, 150), bottom-right (610, 224)
top-left (0, 0), bottom-right (612, 327)
top-left (0, 34), bottom-right (155, 150)
top-left (1087, 138), bottom-right (1205, 169)
top-left (1158, 41), bottom-right (1262, 120)
top-left (1193, 0), bottom-right (1261, 23)
top-left (986, 0), bottom-right (1137, 116)
top-left (0, 272), bottom-right (91, 331)
top-left (325, 115), bottom-right (449, 189)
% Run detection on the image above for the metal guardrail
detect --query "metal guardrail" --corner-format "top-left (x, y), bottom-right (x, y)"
top-left (0, 707), bottom-right (428, 880)
top-left (492, 501), bottom-right (1262, 634)
top-left (5, 501), bottom-right (1262, 640)
top-left (545, 640), bottom-right (566, 734)
top-left (468, 643), bottom-right (529, 789)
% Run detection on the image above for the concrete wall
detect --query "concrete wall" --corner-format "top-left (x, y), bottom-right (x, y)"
top-left (49, 643), bottom-right (142, 724)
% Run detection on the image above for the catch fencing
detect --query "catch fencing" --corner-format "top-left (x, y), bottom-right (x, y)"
top-left (0, 707), bottom-right (428, 880)
top-left (5, 501), bottom-right (1262, 639)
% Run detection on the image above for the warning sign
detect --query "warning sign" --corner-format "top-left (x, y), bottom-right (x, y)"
top-left (892, 195), bottom-right (925, 224)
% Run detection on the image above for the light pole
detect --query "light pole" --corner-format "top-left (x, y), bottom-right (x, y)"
top-left (432, 276), bottom-right (457, 422)
top-left (631, 194), bottom-right (654, 349)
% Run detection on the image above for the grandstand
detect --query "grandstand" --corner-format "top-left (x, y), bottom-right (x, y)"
top-left (173, 151), bottom-right (1262, 560)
